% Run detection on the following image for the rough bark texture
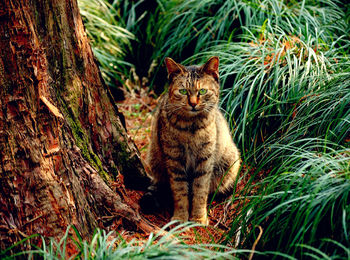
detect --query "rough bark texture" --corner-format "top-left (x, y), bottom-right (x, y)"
top-left (0, 0), bottom-right (151, 250)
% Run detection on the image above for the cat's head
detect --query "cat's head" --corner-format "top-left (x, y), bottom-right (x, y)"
top-left (164, 56), bottom-right (220, 117)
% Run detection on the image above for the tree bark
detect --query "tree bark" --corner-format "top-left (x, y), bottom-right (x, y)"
top-left (0, 0), bottom-right (151, 250)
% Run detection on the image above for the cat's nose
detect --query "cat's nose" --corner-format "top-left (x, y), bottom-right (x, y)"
top-left (189, 96), bottom-right (198, 108)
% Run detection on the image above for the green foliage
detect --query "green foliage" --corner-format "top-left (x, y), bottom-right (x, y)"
top-left (228, 141), bottom-right (350, 258)
top-left (150, 0), bottom-right (348, 84)
top-left (114, 0), bottom-right (166, 85)
top-left (2, 223), bottom-right (247, 259)
top-left (198, 34), bottom-right (349, 158)
top-left (78, 0), bottom-right (135, 87)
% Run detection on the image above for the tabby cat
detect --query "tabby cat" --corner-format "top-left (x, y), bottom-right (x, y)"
top-left (142, 56), bottom-right (241, 225)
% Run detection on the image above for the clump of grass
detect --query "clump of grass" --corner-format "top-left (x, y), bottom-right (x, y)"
top-left (78, 0), bottom-right (134, 87)
top-left (229, 140), bottom-right (350, 258)
top-left (194, 23), bottom-right (349, 159)
top-left (155, 0), bottom-right (241, 60)
top-left (217, 66), bottom-right (349, 258)
top-left (115, 0), bottom-right (167, 87)
top-left (150, 0), bottom-right (347, 85)
top-left (1, 222), bottom-right (251, 259)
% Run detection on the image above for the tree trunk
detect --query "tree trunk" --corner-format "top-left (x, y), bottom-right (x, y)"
top-left (0, 0), bottom-right (152, 250)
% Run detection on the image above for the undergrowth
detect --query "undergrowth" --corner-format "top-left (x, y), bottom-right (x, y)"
top-left (1, 223), bottom-right (248, 259)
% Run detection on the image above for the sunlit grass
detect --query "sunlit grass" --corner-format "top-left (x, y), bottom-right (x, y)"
top-left (1, 223), bottom-right (248, 259)
top-left (193, 24), bottom-right (349, 159)
top-left (153, 0), bottom-right (347, 69)
top-left (227, 140), bottom-right (350, 258)
top-left (78, 0), bottom-right (134, 87)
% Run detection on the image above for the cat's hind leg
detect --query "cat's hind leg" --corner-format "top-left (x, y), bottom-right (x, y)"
top-left (210, 155), bottom-right (241, 195)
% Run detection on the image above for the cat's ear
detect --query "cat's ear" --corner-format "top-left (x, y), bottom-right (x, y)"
top-left (201, 56), bottom-right (219, 82)
top-left (165, 57), bottom-right (186, 80)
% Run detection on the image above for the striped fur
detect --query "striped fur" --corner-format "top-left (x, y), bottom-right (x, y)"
top-left (146, 57), bottom-right (241, 225)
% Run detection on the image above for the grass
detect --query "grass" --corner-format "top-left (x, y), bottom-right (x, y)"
top-left (228, 140), bottom-right (350, 258)
top-left (78, 0), bottom-right (135, 88)
top-left (78, 0), bottom-right (349, 91)
top-left (206, 9), bottom-right (350, 256)
top-left (1, 223), bottom-right (249, 259)
top-left (114, 0), bottom-right (166, 87)
top-left (149, 0), bottom-right (348, 86)
top-left (187, 0), bottom-right (349, 158)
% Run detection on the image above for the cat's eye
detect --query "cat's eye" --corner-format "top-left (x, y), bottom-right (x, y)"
top-left (199, 88), bottom-right (207, 95)
top-left (179, 89), bottom-right (188, 95)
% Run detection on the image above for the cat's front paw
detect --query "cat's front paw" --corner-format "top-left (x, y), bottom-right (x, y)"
top-left (191, 216), bottom-right (209, 225)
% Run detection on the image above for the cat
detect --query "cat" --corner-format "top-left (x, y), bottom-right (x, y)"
top-left (140, 56), bottom-right (241, 225)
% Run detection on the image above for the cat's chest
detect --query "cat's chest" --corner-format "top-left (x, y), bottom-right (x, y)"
top-left (176, 124), bottom-right (216, 170)
top-left (159, 112), bottom-right (217, 168)
top-left (181, 137), bottom-right (215, 174)
top-left (171, 120), bottom-right (215, 144)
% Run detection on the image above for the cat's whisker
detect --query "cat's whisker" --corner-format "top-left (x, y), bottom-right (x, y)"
top-left (218, 106), bottom-right (230, 116)
top-left (167, 106), bottom-right (184, 115)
